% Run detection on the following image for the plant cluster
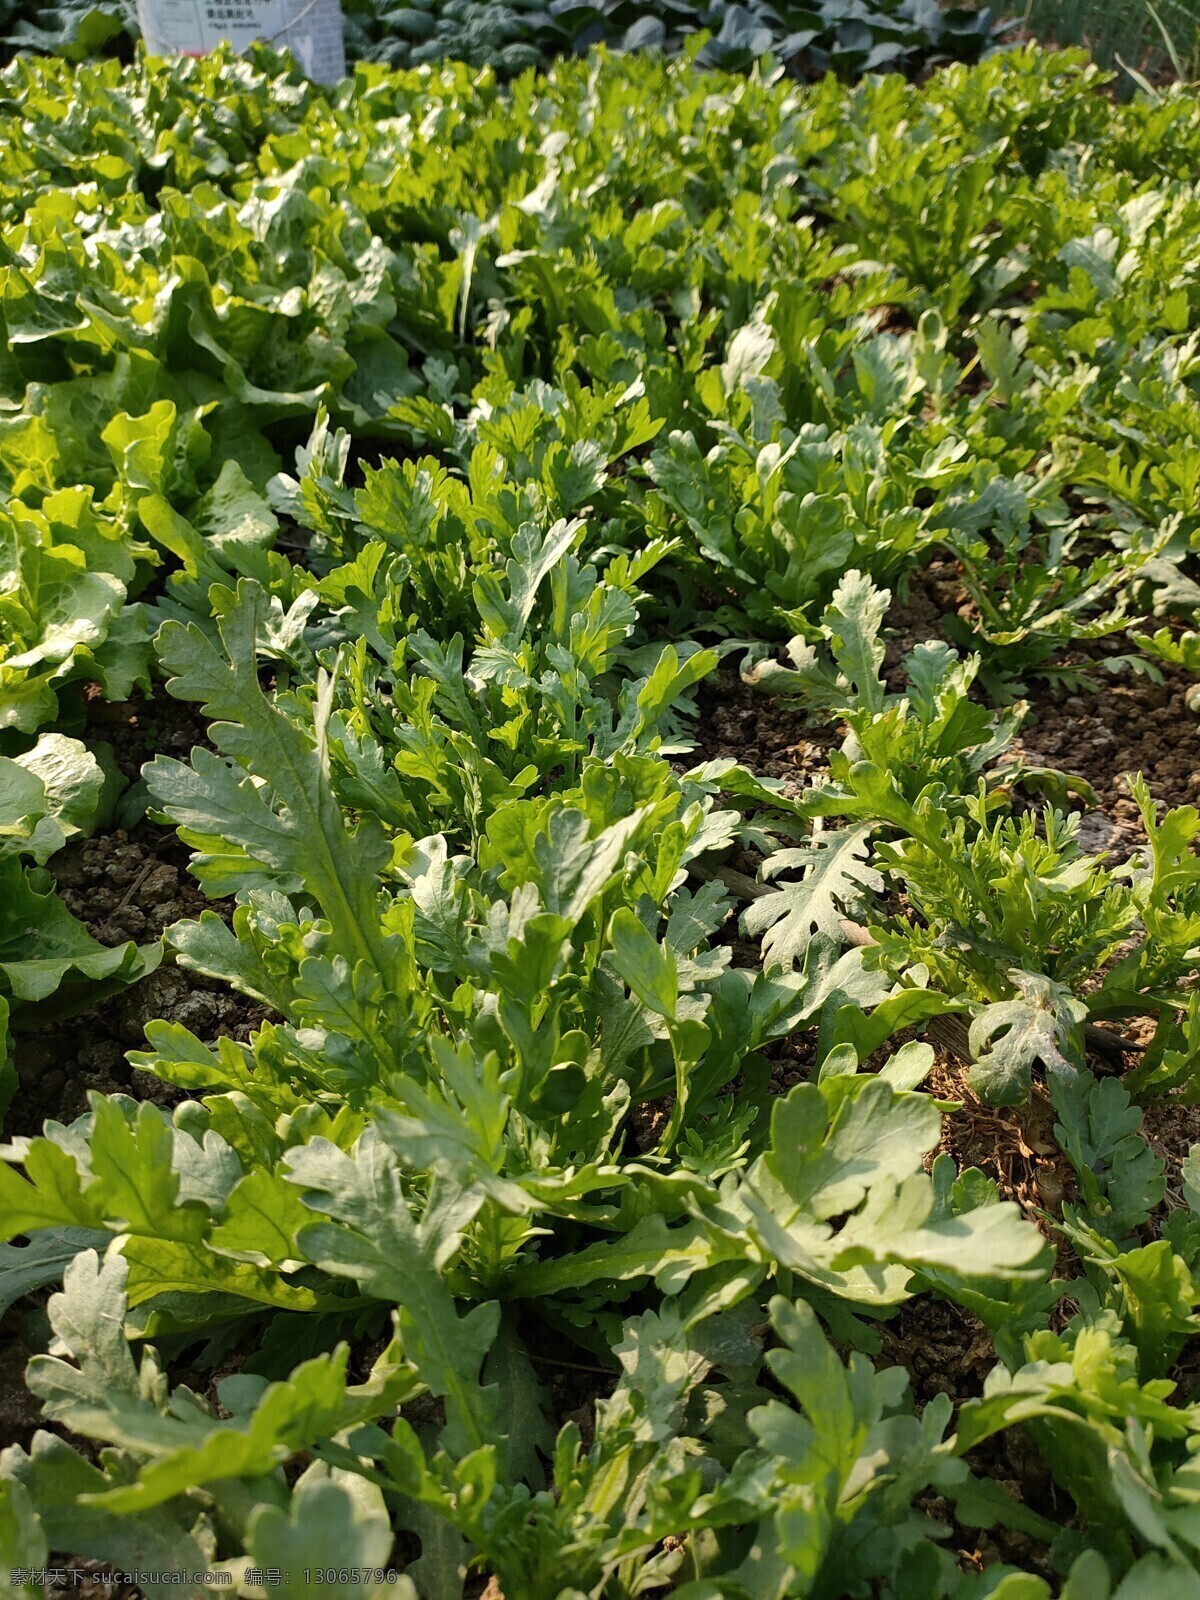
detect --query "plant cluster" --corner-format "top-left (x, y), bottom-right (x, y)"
top-left (347, 0), bottom-right (1001, 76)
top-left (0, 0), bottom-right (1003, 80)
top-left (1, 35), bottom-right (1200, 1598)
top-left (0, 0), bottom-right (135, 60)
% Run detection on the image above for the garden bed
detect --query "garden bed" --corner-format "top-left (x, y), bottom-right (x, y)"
top-left (3, 36), bottom-right (1200, 1600)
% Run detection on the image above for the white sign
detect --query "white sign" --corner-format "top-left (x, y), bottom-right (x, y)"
top-left (136, 0), bottom-right (346, 84)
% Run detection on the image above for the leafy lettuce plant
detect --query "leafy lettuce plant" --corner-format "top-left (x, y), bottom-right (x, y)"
top-left (746, 569), bottom-right (1026, 803)
top-left (1094, 776), bottom-right (1200, 1021)
top-left (740, 569), bottom-right (1027, 982)
top-left (934, 471), bottom-right (1157, 699)
top-left (751, 763), bottom-right (1200, 1107)
top-left (0, 490), bottom-right (151, 735)
top-left (868, 799), bottom-right (1135, 1101)
top-left (960, 1311), bottom-right (1200, 1584)
top-left (645, 312), bottom-right (970, 632)
top-left (743, 578), bottom-right (1196, 1104)
top-left (951, 1069), bottom-right (1200, 1585)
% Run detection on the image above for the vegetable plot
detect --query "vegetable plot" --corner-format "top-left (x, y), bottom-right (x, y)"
top-left (1, 38), bottom-right (1200, 1599)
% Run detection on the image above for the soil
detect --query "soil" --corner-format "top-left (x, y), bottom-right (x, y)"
top-left (6, 823), bottom-right (269, 1135)
top-left (1141, 1097), bottom-right (1200, 1203)
top-left (7, 685), bottom-right (271, 1138)
top-left (693, 665), bottom-right (839, 793)
top-left (928, 1060), bottom-right (1077, 1234)
top-left (1013, 662), bottom-right (1200, 858)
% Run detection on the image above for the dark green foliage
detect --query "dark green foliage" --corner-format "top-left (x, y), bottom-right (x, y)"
top-left (0, 0), bottom-right (1003, 81)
